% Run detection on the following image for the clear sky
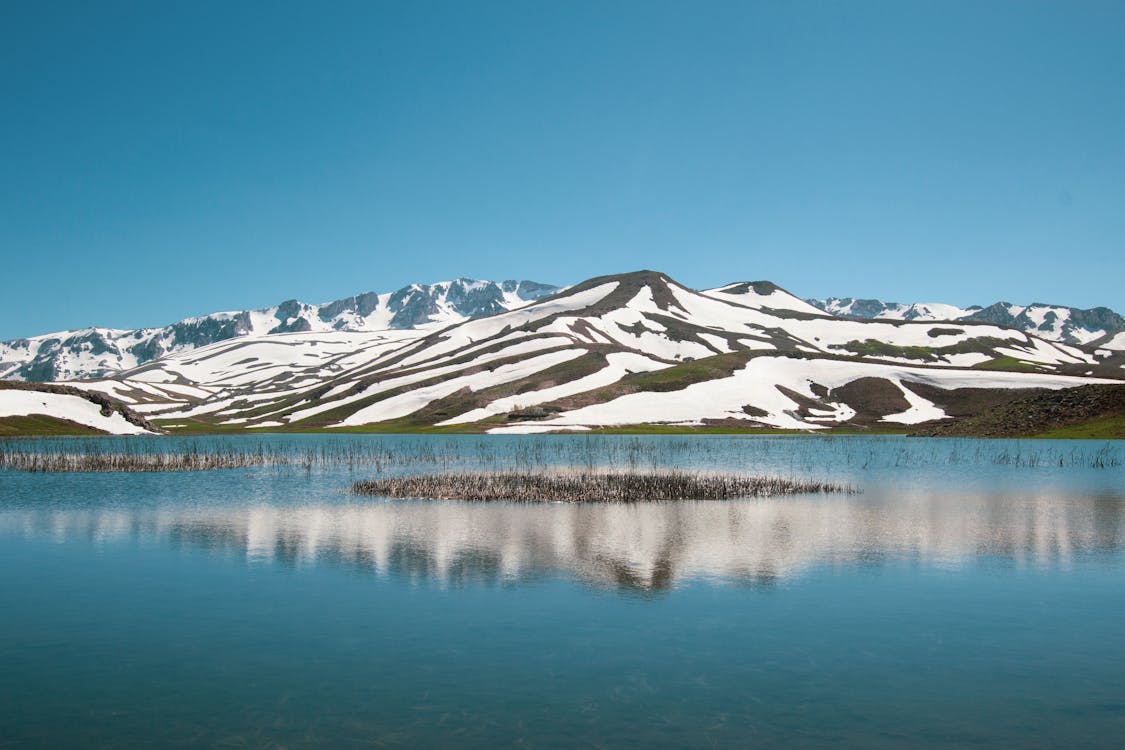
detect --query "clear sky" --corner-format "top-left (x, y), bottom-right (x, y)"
top-left (3, 1), bottom-right (1123, 339)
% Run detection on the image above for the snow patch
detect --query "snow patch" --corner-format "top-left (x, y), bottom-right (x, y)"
top-left (0, 391), bottom-right (152, 434)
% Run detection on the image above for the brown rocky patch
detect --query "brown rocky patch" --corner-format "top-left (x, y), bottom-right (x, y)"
top-left (828, 378), bottom-right (911, 423)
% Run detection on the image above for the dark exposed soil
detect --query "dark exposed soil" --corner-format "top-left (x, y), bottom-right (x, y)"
top-left (902, 382), bottom-right (1047, 419)
top-left (913, 384), bottom-right (1125, 438)
top-left (828, 378), bottom-right (910, 423)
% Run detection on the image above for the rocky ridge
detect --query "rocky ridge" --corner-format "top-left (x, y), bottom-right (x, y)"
top-left (810, 297), bottom-right (1125, 349)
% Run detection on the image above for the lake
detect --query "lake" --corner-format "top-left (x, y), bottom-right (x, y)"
top-left (1, 435), bottom-right (1123, 748)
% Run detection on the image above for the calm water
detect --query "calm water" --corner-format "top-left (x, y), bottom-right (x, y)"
top-left (1, 435), bottom-right (1123, 748)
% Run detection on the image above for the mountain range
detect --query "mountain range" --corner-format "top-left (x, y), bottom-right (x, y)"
top-left (0, 279), bottom-right (558, 382)
top-left (4, 270), bottom-right (1120, 436)
top-left (3, 278), bottom-right (1124, 385)
top-left (808, 297), bottom-right (1125, 349)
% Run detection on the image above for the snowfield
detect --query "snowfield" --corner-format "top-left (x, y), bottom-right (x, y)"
top-left (437, 352), bottom-right (668, 425)
top-left (487, 356), bottom-right (1117, 433)
top-left (703, 282), bottom-right (828, 316)
top-left (340, 349), bottom-right (589, 426)
top-left (0, 390), bottom-right (152, 434)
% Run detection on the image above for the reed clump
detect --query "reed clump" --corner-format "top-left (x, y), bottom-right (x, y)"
top-left (2, 434), bottom-right (1117, 475)
top-left (0, 450), bottom-right (274, 473)
top-left (352, 470), bottom-right (855, 502)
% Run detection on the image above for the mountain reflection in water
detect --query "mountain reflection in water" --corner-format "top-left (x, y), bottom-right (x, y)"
top-left (4, 490), bottom-right (1123, 591)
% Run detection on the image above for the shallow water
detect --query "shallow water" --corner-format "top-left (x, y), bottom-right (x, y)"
top-left (1, 435), bottom-right (1123, 748)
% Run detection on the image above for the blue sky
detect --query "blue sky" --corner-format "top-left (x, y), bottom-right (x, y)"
top-left (3, 1), bottom-right (1123, 339)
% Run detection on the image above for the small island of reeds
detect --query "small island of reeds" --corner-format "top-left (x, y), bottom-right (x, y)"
top-left (352, 470), bottom-right (855, 502)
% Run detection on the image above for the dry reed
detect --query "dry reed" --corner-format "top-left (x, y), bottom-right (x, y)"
top-left (352, 470), bottom-right (855, 502)
top-left (0, 450), bottom-right (272, 473)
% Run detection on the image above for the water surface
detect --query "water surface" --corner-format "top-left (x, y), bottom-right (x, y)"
top-left (1, 435), bottom-right (1123, 748)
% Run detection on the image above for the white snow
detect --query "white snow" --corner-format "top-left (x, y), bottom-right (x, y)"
top-left (993, 338), bottom-right (1090, 366)
top-left (0, 390), bottom-right (152, 434)
top-left (1067, 327), bottom-right (1107, 345)
top-left (122, 330), bottom-right (425, 403)
top-left (697, 333), bottom-right (733, 353)
top-left (1102, 332), bottom-right (1125, 351)
top-left (593, 307), bottom-right (715, 361)
top-left (0, 278), bottom-right (560, 383)
top-left (738, 338), bottom-right (777, 351)
top-left (339, 349), bottom-right (588, 426)
top-left (437, 353), bottom-right (668, 425)
top-left (390, 283), bottom-right (620, 370)
top-left (276, 337), bottom-right (580, 425)
top-left (815, 299), bottom-right (1121, 350)
top-left (320, 382), bottom-right (357, 400)
top-left (880, 382), bottom-right (947, 424)
top-left (515, 356), bottom-right (1116, 431)
top-left (703, 283), bottom-right (826, 316)
top-left (940, 353), bottom-right (993, 368)
top-left (877, 302), bottom-right (969, 321)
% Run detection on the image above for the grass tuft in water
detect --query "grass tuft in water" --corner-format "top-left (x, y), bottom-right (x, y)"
top-left (352, 470), bottom-right (856, 502)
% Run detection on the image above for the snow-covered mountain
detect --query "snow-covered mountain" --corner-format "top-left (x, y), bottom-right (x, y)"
top-left (63, 271), bottom-right (1121, 435)
top-left (0, 279), bottom-right (558, 382)
top-left (809, 297), bottom-right (1125, 350)
top-left (7, 275), bottom-right (1123, 387)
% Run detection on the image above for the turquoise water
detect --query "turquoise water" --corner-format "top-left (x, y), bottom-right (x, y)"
top-left (1, 435), bottom-right (1123, 748)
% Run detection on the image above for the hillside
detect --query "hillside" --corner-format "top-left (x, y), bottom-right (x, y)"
top-left (0, 278), bottom-right (558, 381)
top-left (913, 384), bottom-right (1125, 439)
top-left (0, 381), bottom-right (158, 435)
top-left (51, 270), bottom-right (1121, 435)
